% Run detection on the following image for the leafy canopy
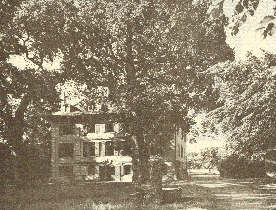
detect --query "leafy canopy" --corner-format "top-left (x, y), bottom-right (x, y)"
top-left (207, 56), bottom-right (276, 155)
top-left (207, 0), bottom-right (276, 60)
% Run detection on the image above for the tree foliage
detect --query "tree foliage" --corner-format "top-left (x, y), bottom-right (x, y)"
top-left (173, 0), bottom-right (234, 110)
top-left (187, 147), bottom-right (220, 169)
top-left (0, 0), bottom-right (61, 183)
top-left (6, 0), bottom-right (235, 190)
top-left (207, 56), bottom-right (276, 156)
top-left (208, 0), bottom-right (276, 59)
top-left (203, 0), bottom-right (276, 157)
top-left (218, 153), bottom-right (266, 178)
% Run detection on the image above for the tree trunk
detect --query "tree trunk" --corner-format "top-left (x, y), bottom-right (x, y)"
top-left (136, 125), bottom-right (150, 184)
top-left (131, 135), bottom-right (139, 184)
top-left (4, 94), bottom-right (31, 186)
top-left (150, 159), bottom-right (163, 203)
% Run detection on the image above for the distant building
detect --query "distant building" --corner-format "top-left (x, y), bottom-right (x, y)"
top-left (173, 126), bottom-right (188, 179)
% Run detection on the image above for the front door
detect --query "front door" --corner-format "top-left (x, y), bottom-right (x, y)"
top-left (99, 165), bottom-right (113, 181)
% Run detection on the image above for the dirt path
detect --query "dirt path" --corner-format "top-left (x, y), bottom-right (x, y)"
top-left (174, 176), bottom-right (276, 210)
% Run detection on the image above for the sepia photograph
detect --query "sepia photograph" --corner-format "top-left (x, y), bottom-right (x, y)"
top-left (1, 0), bottom-right (276, 209)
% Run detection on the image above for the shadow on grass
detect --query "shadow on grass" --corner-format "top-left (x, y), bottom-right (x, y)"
top-left (0, 182), bottom-right (224, 210)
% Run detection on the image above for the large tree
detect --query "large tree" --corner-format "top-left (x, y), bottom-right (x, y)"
top-left (9, 0), bottom-right (233, 199)
top-left (0, 0), bottom-right (61, 184)
top-left (56, 0), bottom-right (232, 184)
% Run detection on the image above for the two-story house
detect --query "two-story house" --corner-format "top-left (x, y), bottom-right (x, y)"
top-left (48, 106), bottom-right (133, 182)
top-left (48, 103), bottom-right (188, 182)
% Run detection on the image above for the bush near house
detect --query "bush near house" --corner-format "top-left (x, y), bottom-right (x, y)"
top-left (218, 154), bottom-right (267, 178)
top-left (0, 142), bottom-right (51, 186)
top-left (18, 143), bottom-right (52, 184)
top-left (0, 144), bottom-right (15, 185)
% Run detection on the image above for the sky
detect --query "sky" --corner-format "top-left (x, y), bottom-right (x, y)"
top-left (187, 138), bottom-right (225, 153)
top-left (186, 110), bottom-right (227, 153)
top-left (8, 53), bottom-right (62, 71)
top-left (223, 0), bottom-right (276, 61)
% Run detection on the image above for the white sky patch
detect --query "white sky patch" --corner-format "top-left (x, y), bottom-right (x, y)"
top-left (58, 81), bottom-right (86, 106)
top-left (42, 53), bottom-right (63, 71)
top-left (7, 94), bottom-right (21, 117)
top-left (225, 0), bottom-right (276, 60)
top-left (187, 110), bottom-right (227, 153)
top-left (187, 139), bottom-right (225, 153)
top-left (8, 54), bottom-right (38, 70)
top-left (8, 52), bottom-right (63, 71)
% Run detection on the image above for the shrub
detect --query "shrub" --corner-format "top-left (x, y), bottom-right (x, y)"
top-left (218, 154), bottom-right (266, 178)
top-left (0, 144), bottom-right (15, 184)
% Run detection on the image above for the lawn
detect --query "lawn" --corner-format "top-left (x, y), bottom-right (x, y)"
top-left (0, 181), bottom-right (219, 210)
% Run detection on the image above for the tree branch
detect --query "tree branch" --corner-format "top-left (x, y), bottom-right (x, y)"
top-left (15, 93), bottom-right (31, 124)
top-left (23, 30), bottom-right (44, 70)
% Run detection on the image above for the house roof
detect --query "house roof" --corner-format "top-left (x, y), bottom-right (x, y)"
top-left (48, 109), bottom-right (120, 123)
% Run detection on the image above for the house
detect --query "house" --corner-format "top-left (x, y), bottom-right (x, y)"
top-left (48, 104), bottom-right (133, 182)
top-left (48, 102), bottom-right (188, 182)
top-left (160, 126), bottom-right (188, 181)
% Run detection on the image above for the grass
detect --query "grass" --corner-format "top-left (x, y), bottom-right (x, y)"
top-left (0, 181), bottom-right (225, 210)
top-left (25, 200), bottom-right (194, 210)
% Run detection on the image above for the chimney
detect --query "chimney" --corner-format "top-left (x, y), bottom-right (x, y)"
top-left (64, 92), bottom-right (70, 113)
top-left (60, 91), bottom-right (65, 113)
top-left (60, 91), bottom-right (70, 113)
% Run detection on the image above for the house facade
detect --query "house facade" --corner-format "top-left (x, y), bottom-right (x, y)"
top-left (49, 108), bottom-right (133, 182)
top-left (49, 106), bottom-right (187, 182)
top-left (174, 127), bottom-right (188, 179)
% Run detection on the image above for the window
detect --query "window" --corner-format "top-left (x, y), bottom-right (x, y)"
top-left (124, 165), bottom-right (131, 175)
top-left (105, 142), bottom-right (114, 156)
top-left (181, 146), bottom-right (184, 158)
top-left (59, 143), bottom-right (74, 158)
top-left (121, 141), bottom-right (131, 155)
top-left (87, 123), bottom-right (95, 133)
top-left (106, 123), bottom-right (114, 132)
top-left (59, 166), bottom-right (73, 177)
top-left (110, 166), bottom-right (115, 175)
top-left (83, 142), bottom-right (95, 157)
top-left (59, 124), bottom-right (74, 136)
top-left (88, 164), bottom-right (95, 175)
top-left (99, 142), bottom-right (102, 156)
top-left (95, 124), bottom-right (105, 133)
top-left (162, 164), bottom-right (168, 175)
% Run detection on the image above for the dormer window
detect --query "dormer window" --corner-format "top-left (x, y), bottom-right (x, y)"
top-left (87, 123), bottom-right (95, 133)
